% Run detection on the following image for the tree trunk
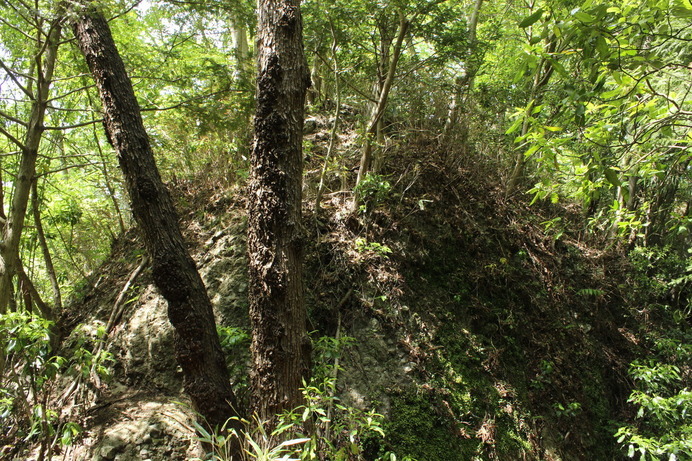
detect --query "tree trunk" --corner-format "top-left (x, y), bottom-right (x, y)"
top-left (230, 18), bottom-right (252, 83)
top-left (32, 181), bottom-right (62, 312)
top-left (0, 12), bottom-right (62, 378)
top-left (72, 6), bottom-right (241, 433)
top-left (0, 15), bottom-right (62, 315)
top-left (352, 12), bottom-right (409, 212)
top-left (315, 20), bottom-right (342, 213)
top-left (442, 0), bottom-right (484, 141)
top-left (249, 0), bottom-right (310, 425)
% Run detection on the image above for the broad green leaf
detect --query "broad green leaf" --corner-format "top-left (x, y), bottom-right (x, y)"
top-left (604, 168), bottom-right (620, 186)
top-left (573, 11), bottom-right (595, 23)
top-left (519, 9), bottom-right (544, 28)
top-left (672, 0), bottom-right (692, 17)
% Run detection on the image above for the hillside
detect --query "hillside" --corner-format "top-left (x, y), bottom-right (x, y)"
top-left (5, 131), bottom-right (684, 461)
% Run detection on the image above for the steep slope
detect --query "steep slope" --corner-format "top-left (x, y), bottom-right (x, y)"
top-left (303, 139), bottom-right (638, 460)
top-left (20, 137), bottom-right (656, 460)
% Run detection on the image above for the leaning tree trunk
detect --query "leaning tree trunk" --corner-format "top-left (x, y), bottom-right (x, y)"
top-left (72, 6), bottom-right (241, 433)
top-left (442, 0), bottom-right (484, 142)
top-left (248, 0), bottom-right (310, 425)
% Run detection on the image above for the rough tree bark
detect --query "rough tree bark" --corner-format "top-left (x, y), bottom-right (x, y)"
top-left (72, 5), bottom-right (241, 432)
top-left (248, 0), bottom-right (310, 424)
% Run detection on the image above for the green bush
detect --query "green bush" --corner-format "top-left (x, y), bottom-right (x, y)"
top-left (615, 356), bottom-right (692, 460)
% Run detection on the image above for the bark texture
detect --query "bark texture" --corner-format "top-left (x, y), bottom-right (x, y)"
top-left (72, 7), bottom-right (240, 431)
top-left (249, 0), bottom-right (310, 423)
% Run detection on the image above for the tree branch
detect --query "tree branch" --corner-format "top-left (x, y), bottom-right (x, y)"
top-left (0, 125), bottom-right (26, 150)
top-left (0, 109), bottom-right (29, 127)
top-left (44, 119), bottom-right (103, 130)
top-left (0, 58), bottom-right (34, 100)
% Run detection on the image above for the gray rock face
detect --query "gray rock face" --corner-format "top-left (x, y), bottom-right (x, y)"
top-left (88, 402), bottom-right (203, 461)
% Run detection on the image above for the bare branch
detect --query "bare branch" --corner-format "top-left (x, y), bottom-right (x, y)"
top-left (0, 125), bottom-right (26, 150)
top-left (44, 118), bottom-right (103, 130)
top-left (36, 162), bottom-right (104, 178)
top-left (0, 109), bottom-right (28, 127)
top-left (45, 84), bottom-right (94, 103)
top-left (0, 58), bottom-right (34, 99)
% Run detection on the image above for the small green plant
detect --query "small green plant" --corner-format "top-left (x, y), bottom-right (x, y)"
top-left (1, 313), bottom-right (110, 458)
top-left (193, 415), bottom-right (309, 461)
top-left (355, 238), bottom-right (393, 258)
top-left (576, 288), bottom-right (605, 297)
top-left (530, 359), bottom-right (554, 391)
top-left (216, 325), bottom-right (250, 395)
top-left (553, 401), bottom-right (582, 418)
top-left (540, 216), bottom-right (564, 240)
top-left (354, 173), bottom-right (391, 213)
top-left (195, 333), bottom-right (395, 460)
top-left (70, 323), bottom-right (115, 381)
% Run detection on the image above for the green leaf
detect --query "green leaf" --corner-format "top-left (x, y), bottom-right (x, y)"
top-left (505, 117), bottom-right (523, 135)
top-left (519, 9), bottom-right (544, 28)
top-left (672, 0), bottom-right (692, 17)
top-left (604, 168), bottom-right (620, 187)
top-left (573, 11), bottom-right (595, 23)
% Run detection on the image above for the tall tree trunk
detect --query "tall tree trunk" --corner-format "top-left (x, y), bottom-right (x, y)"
top-left (442, 0), bottom-right (484, 142)
top-left (0, 15), bottom-right (62, 315)
top-left (0, 12), bottom-right (62, 378)
top-left (71, 6), bottom-right (241, 433)
top-left (249, 0), bottom-right (310, 425)
top-left (352, 12), bottom-right (409, 212)
top-left (230, 18), bottom-right (252, 83)
top-left (315, 19), bottom-right (342, 213)
top-left (32, 181), bottom-right (62, 312)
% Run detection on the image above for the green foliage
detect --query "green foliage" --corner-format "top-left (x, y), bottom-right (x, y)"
top-left (509, 0), bottom-right (692, 245)
top-left (0, 313), bottom-right (110, 455)
top-left (354, 174), bottom-right (391, 214)
top-left (553, 401), bottom-right (582, 418)
top-left (69, 323), bottom-right (115, 381)
top-left (216, 325), bottom-right (250, 393)
top-left (616, 244), bottom-right (692, 459)
top-left (217, 326), bottom-right (250, 351)
top-left (616, 358), bottom-right (692, 460)
top-left (196, 334), bottom-right (392, 460)
top-left (355, 238), bottom-right (393, 258)
top-left (193, 415), bottom-right (311, 461)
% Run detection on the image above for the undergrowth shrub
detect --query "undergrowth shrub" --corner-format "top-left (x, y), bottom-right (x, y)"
top-left (616, 246), bottom-right (692, 460)
top-left (615, 354), bottom-right (692, 460)
top-left (0, 313), bottom-right (113, 459)
top-left (195, 334), bottom-right (402, 460)
top-left (354, 173), bottom-right (391, 214)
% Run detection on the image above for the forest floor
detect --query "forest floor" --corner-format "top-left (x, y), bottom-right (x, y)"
top-left (8, 121), bottom-right (678, 461)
